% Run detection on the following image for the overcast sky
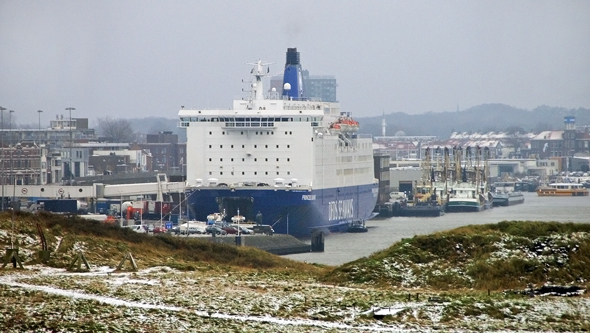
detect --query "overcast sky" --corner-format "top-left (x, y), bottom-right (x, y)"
top-left (1, 1), bottom-right (589, 126)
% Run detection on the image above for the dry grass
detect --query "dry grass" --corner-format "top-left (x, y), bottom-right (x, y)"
top-left (0, 211), bottom-right (327, 277)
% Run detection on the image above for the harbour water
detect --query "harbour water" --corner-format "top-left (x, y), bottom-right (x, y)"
top-left (284, 192), bottom-right (590, 266)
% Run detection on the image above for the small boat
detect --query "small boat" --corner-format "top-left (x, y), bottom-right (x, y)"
top-left (231, 215), bottom-right (246, 223)
top-left (384, 191), bottom-right (444, 217)
top-left (537, 183), bottom-right (589, 196)
top-left (491, 182), bottom-right (525, 206)
top-left (207, 212), bottom-right (226, 225)
top-left (347, 221), bottom-right (368, 233)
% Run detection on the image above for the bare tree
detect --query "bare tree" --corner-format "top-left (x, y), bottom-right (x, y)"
top-left (97, 117), bottom-right (135, 143)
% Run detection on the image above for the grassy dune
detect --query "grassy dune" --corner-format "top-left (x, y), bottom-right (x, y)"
top-left (325, 221), bottom-right (590, 290)
top-left (0, 211), bottom-right (326, 275)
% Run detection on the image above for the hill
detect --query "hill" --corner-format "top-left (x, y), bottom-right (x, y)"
top-left (324, 221), bottom-right (590, 290)
top-left (0, 211), bottom-right (320, 273)
top-left (357, 104), bottom-right (590, 138)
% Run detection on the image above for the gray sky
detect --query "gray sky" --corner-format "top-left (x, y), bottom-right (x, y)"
top-left (1, 1), bottom-right (589, 126)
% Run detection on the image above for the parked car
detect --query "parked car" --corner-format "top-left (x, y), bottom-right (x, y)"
top-left (234, 225), bottom-right (252, 234)
top-left (187, 226), bottom-right (207, 234)
top-left (222, 226), bottom-right (239, 234)
top-left (206, 226), bottom-right (227, 235)
top-left (153, 226), bottom-right (167, 234)
top-left (126, 225), bottom-right (146, 234)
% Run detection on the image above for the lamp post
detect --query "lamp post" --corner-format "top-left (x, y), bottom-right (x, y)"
top-left (65, 107), bottom-right (75, 185)
top-left (8, 110), bottom-right (15, 249)
top-left (37, 110), bottom-right (43, 185)
top-left (8, 110), bottom-right (14, 190)
top-left (37, 110), bottom-right (43, 142)
top-left (118, 190), bottom-right (123, 227)
top-left (9, 110), bottom-right (14, 147)
top-left (0, 106), bottom-right (5, 211)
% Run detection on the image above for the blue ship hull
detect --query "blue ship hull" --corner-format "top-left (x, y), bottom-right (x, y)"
top-left (186, 184), bottom-right (378, 237)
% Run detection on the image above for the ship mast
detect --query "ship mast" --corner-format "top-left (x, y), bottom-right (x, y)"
top-left (246, 60), bottom-right (272, 103)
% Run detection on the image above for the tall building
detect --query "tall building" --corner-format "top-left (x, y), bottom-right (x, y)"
top-left (301, 70), bottom-right (337, 103)
top-left (269, 48), bottom-right (337, 103)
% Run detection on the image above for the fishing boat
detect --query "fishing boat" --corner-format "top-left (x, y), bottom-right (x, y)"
top-left (445, 146), bottom-right (492, 212)
top-left (179, 48), bottom-right (378, 237)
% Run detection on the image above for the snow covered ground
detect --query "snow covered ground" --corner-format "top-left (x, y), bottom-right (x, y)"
top-left (1, 264), bottom-right (588, 332)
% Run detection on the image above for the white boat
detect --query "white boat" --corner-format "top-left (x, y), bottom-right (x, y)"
top-left (491, 181), bottom-right (525, 206)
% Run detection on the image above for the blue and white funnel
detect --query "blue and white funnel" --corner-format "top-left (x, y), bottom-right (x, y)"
top-left (282, 48), bottom-right (304, 100)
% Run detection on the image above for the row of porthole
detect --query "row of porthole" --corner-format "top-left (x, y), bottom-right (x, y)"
top-left (208, 144), bottom-right (291, 149)
top-left (209, 158), bottom-right (291, 162)
top-left (208, 171), bottom-right (291, 176)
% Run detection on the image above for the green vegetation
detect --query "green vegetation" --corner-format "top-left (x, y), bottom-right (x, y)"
top-left (325, 221), bottom-right (590, 290)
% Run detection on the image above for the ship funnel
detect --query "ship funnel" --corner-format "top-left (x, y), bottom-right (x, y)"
top-left (282, 48), bottom-right (304, 100)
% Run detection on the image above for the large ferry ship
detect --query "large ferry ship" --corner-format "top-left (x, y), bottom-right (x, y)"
top-left (179, 48), bottom-right (378, 237)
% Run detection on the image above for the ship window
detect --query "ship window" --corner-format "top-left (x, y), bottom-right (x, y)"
top-left (265, 158), bottom-right (268, 161)
top-left (285, 131), bottom-right (287, 135)
top-left (231, 172), bottom-right (234, 175)
top-left (231, 145), bottom-right (234, 148)
top-left (254, 145), bottom-right (257, 148)
top-left (254, 158), bottom-right (257, 161)
top-left (276, 145), bottom-right (279, 148)
top-left (220, 158), bottom-right (223, 162)
top-left (242, 171), bottom-right (245, 175)
top-left (220, 145), bottom-right (223, 148)
top-left (241, 131), bottom-right (244, 135)
top-left (242, 145), bottom-right (245, 148)
top-left (209, 172), bottom-right (212, 175)
top-left (267, 131), bottom-right (269, 135)
top-left (209, 158), bottom-right (212, 161)
top-left (254, 172), bottom-right (257, 175)
top-left (287, 172), bottom-right (290, 175)
top-left (290, 131), bottom-right (292, 135)
top-left (276, 158), bottom-right (279, 161)
top-left (231, 158), bottom-right (234, 161)
top-left (209, 145), bottom-right (212, 148)
top-left (222, 131), bottom-right (225, 135)
top-left (287, 158), bottom-right (290, 162)
top-left (287, 145), bottom-right (290, 148)
top-left (272, 131), bottom-right (274, 135)
top-left (265, 172), bottom-right (268, 175)
top-left (265, 145), bottom-right (268, 148)
top-left (276, 172), bottom-right (279, 175)
top-left (242, 158), bottom-right (245, 161)
top-left (220, 172), bottom-right (223, 175)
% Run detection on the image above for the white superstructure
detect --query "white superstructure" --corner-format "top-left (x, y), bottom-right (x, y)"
top-left (179, 60), bottom-right (375, 191)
